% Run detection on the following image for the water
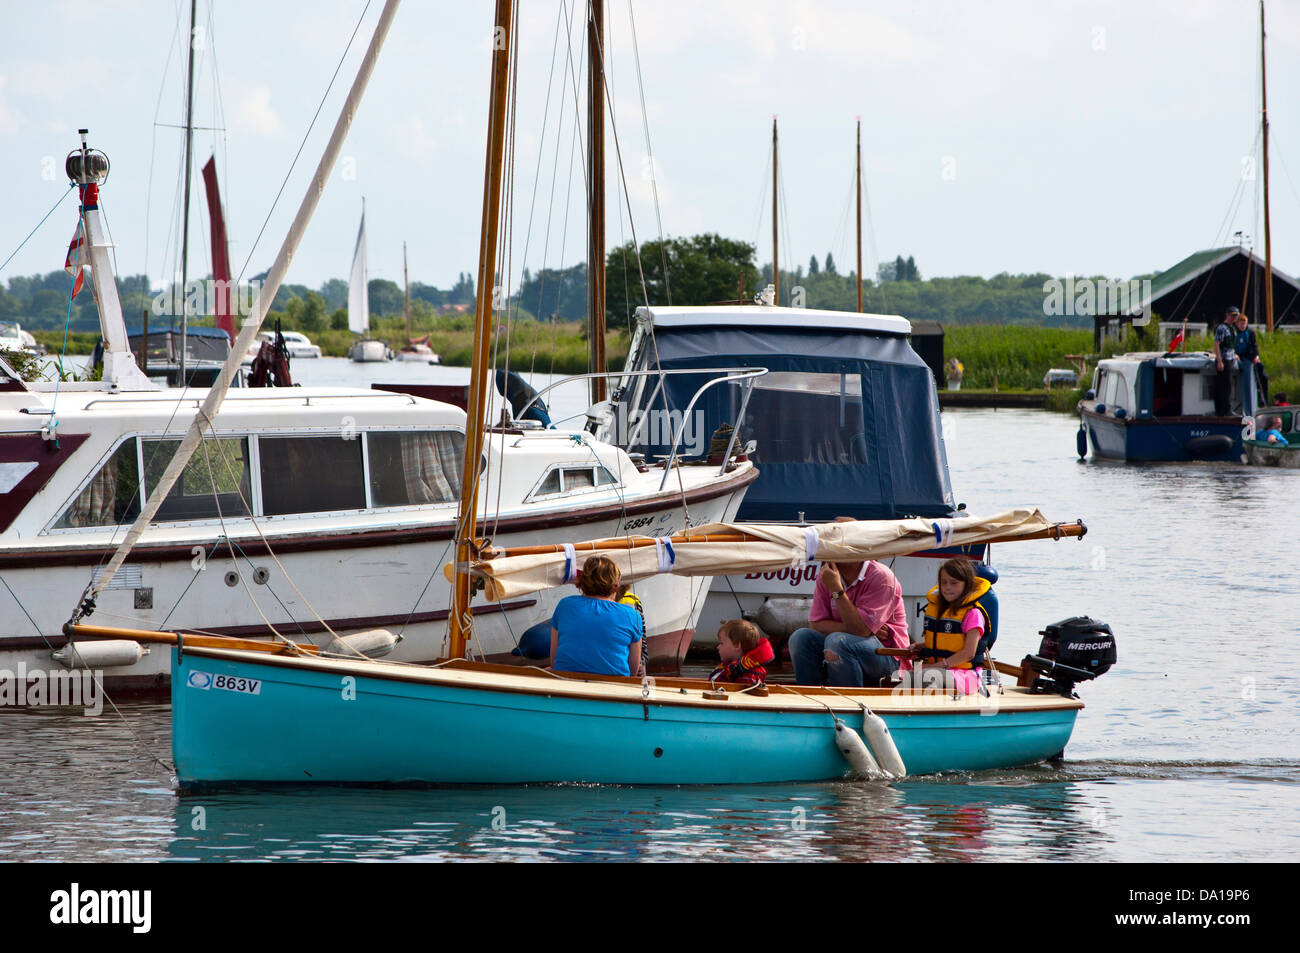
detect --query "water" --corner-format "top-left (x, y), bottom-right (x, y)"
top-left (3, 366), bottom-right (1297, 862)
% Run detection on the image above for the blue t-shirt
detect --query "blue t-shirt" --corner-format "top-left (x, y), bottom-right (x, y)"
top-left (552, 595), bottom-right (643, 676)
top-left (1215, 322), bottom-right (1237, 364)
top-left (1260, 429), bottom-right (1289, 447)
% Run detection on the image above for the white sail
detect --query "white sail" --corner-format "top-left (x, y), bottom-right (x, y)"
top-left (457, 508), bottom-right (1078, 602)
top-left (348, 209), bottom-right (369, 335)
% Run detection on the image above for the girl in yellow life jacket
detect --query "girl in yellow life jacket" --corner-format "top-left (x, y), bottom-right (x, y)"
top-left (901, 558), bottom-right (990, 694)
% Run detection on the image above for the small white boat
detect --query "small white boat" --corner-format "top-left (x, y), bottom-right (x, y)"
top-left (0, 321), bottom-right (43, 357)
top-left (277, 330), bottom-right (322, 359)
top-left (348, 338), bottom-right (392, 362)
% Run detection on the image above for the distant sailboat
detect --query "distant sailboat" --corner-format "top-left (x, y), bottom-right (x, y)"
top-left (347, 205), bottom-right (390, 362)
top-left (396, 240), bottom-right (439, 363)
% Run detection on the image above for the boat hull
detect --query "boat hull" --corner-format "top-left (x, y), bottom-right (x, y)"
top-left (1081, 409), bottom-right (1244, 462)
top-left (1243, 438), bottom-right (1300, 467)
top-left (171, 647), bottom-right (1081, 786)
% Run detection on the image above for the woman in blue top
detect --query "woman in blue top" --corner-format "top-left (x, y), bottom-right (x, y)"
top-left (549, 555), bottom-right (644, 677)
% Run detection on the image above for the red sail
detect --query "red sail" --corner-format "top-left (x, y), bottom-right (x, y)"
top-left (200, 157), bottom-right (235, 343)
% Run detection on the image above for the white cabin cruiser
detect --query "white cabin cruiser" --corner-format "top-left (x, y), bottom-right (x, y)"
top-left (0, 134), bottom-right (755, 689)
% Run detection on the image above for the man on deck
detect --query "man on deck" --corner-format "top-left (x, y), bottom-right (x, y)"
top-left (788, 556), bottom-right (909, 688)
top-left (1213, 305), bottom-right (1241, 416)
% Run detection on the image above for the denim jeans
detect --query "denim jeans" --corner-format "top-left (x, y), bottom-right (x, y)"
top-left (788, 627), bottom-right (899, 687)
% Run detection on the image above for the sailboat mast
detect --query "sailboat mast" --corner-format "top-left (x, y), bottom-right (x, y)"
top-left (450, 0), bottom-right (514, 660)
top-left (587, 0), bottom-right (607, 405)
top-left (856, 119), bottom-right (863, 314)
top-left (1261, 0), bottom-right (1274, 333)
top-left (179, 0), bottom-right (197, 383)
top-left (772, 117), bottom-right (779, 304)
top-left (404, 240), bottom-right (410, 341)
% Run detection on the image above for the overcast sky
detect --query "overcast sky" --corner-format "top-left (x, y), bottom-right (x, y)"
top-left (3, 0), bottom-right (1298, 298)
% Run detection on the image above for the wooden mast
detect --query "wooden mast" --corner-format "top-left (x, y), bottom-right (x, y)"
top-left (449, 0), bottom-right (514, 660)
top-left (1261, 0), bottom-right (1274, 333)
top-left (856, 119), bottom-right (863, 313)
top-left (179, 0), bottom-right (197, 383)
top-left (772, 117), bottom-right (779, 304)
top-left (403, 240), bottom-right (410, 342)
top-left (587, 1), bottom-right (607, 405)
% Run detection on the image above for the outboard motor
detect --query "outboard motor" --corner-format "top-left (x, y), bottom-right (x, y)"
top-left (1021, 616), bottom-right (1116, 696)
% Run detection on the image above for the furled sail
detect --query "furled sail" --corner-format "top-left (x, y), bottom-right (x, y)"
top-left (348, 209), bottom-right (369, 335)
top-left (452, 508), bottom-right (1083, 602)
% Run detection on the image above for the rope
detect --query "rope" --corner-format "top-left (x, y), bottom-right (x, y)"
top-left (0, 184), bottom-right (75, 277)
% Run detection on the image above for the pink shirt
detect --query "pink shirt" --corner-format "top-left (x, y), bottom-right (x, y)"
top-left (809, 560), bottom-right (910, 651)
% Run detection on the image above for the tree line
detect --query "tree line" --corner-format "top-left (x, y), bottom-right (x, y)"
top-left (3, 233), bottom-right (1127, 334)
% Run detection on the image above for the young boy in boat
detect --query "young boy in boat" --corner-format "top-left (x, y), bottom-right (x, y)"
top-left (549, 555), bottom-right (644, 677)
top-left (901, 557), bottom-right (991, 694)
top-left (709, 619), bottom-right (774, 686)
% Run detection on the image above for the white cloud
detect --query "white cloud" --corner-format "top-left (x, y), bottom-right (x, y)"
top-left (237, 87), bottom-right (282, 136)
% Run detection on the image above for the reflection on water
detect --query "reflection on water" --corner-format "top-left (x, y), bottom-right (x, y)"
top-left (2, 401), bottom-right (1298, 861)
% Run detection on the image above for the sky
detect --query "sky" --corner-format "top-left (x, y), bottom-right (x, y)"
top-left (2, 0), bottom-right (1299, 298)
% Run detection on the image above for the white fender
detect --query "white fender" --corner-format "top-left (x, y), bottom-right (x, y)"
top-left (323, 628), bottom-right (397, 659)
top-left (863, 709), bottom-right (906, 778)
top-left (52, 640), bottom-right (144, 669)
top-left (834, 718), bottom-right (885, 779)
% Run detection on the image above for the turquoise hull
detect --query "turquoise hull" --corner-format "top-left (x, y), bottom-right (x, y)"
top-left (172, 649), bottom-right (1079, 787)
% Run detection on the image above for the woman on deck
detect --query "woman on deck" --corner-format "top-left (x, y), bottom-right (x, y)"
top-left (549, 555), bottom-right (644, 677)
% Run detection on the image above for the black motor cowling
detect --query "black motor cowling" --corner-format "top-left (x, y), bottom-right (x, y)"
top-left (1022, 616), bottom-right (1116, 696)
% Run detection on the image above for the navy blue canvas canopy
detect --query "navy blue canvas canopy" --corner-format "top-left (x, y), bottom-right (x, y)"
top-left (627, 324), bottom-right (956, 522)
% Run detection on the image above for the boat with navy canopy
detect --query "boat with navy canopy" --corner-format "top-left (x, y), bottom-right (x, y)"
top-left (597, 299), bottom-right (968, 650)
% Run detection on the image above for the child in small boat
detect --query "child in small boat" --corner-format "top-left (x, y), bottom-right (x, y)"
top-left (901, 558), bottom-right (990, 694)
top-left (709, 619), bottom-right (774, 686)
top-left (1260, 416), bottom-right (1290, 447)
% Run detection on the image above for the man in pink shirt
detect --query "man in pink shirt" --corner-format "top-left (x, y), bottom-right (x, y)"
top-left (788, 558), bottom-right (909, 687)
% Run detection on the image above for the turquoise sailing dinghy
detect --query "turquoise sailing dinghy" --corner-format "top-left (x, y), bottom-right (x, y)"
top-left (73, 508), bottom-right (1105, 787)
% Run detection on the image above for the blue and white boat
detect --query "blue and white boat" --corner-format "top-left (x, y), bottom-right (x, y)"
top-left (1077, 352), bottom-right (1250, 463)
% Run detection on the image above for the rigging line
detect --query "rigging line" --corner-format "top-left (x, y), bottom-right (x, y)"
top-left (751, 144), bottom-right (772, 255)
top-left (197, 432), bottom-right (288, 644)
top-left (156, 538), bottom-right (223, 629)
top-left (49, 217), bottom-right (84, 416)
top-left (626, 0), bottom-right (671, 306)
top-left (143, 0), bottom-right (185, 285)
top-left (586, 17), bottom-right (691, 516)
top-left (0, 574), bottom-right (53, 646)
top-left (0, 184), bottom-right (74, 278)
top-left (397, 537), bottom-right (455, 641)
top-left (234, 0), bottom-right (374, 284)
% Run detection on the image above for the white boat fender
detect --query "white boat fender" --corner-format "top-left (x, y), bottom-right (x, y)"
top-left (863, 709), bottom-right (907, 778)
top-left (833, 718), bottom-right (885, 779)
top-left (323, 629), bottom-right (398, 659)
top-left (52, 640), bottom-right (144, 670)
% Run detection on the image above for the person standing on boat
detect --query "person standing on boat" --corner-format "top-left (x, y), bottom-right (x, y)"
top-left (1213, 306), bottom-right (1241, 416)
top-left (1234, 311), bottom-right (1265, 413)
top-left (549, 555), bottom-right (643, 677)
top-left (788, 555), bottom-right (909, 688)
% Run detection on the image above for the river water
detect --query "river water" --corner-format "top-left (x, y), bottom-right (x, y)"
top-left (2, 360), bottom-right (1297, 862)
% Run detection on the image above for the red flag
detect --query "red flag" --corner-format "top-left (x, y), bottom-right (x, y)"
top-left (64, 227), bottom-right (86, 298)
top-left (1165, 327), bottom-right (1185, 353)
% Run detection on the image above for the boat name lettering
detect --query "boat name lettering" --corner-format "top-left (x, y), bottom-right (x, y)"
top-left (1191, 429), bottom-right (1210, 437)
top-left (621, 516), bottom-right (654, 532)
top-left (212, 673), bottom-right (261, 695)
top-left (742, 565), bottom-right (818, 587)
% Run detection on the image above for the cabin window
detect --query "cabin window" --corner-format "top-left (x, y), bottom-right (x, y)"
top-left (745, 370), bottom-right (866, 465)
top-left (142, 437), bottom-right (252, 521)
top-left (527, 464), bottom-right (620, 501)
top-left (55, 438), bottom-right (141, 528)
top-left (367, 430), bottom-right (465, 506)
top-left (259, 435), bottom-right (365, 515)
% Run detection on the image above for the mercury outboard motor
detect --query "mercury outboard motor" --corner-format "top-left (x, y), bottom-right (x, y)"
top-left (1021, 616), bottom-right (1116, 696)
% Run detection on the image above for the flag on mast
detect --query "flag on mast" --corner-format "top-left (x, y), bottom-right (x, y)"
top-left (64, 226), bottom-right (86, 298)
top-left (1166, 318), bottom-right (1186, 354)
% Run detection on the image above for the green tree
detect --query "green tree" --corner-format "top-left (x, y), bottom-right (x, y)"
top-left (606, 233), bottom-right (760, 324)
top-left (825, 251), bottom-right (837, 275)
top-left (809, 254), bottom-right (820, 275)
